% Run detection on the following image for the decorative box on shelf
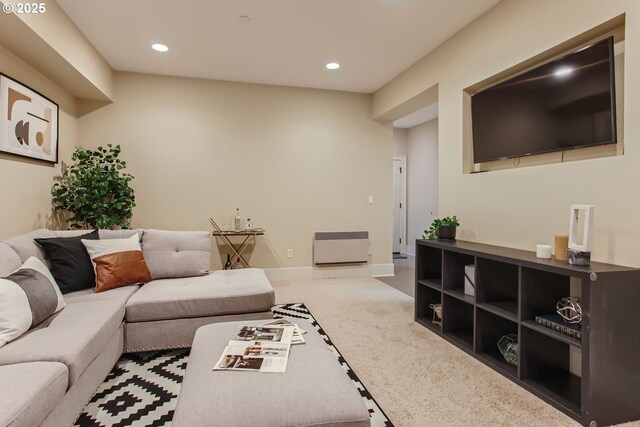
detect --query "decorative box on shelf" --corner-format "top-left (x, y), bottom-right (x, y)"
top-left (464, 264), bottom-right (475, 297)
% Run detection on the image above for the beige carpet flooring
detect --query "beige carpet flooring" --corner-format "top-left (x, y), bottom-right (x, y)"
top-left (272, 276), bottom-right (640, 427)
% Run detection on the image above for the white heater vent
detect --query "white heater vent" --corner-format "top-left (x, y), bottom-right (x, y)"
top-left (313, 231), bottom-right (369, 265)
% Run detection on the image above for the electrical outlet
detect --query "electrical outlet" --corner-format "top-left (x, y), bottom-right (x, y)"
top-left (368, 195), bottom-right (374, 204)
top-left (287, 249), bottom-right (293, 258)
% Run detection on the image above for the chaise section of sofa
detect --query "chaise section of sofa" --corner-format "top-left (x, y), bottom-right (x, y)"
top-left (124, 268), bottom-right (275, 351)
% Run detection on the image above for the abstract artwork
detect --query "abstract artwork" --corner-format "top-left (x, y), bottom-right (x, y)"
top-left (0, 74), bottom-right (58, 163)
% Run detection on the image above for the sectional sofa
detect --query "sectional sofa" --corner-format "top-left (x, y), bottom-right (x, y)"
top-left (0, 229), bottom-right (275, 427)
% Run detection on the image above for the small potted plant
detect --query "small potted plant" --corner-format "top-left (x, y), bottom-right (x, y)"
top-left (423, 216), bottom-right (460, 241)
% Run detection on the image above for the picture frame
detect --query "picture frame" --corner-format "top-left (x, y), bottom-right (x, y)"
top-left (0, 73), bottom-right (59, 163)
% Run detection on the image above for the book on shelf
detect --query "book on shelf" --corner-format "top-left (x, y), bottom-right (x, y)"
top-left (534, 314), bottom-right (582, 340)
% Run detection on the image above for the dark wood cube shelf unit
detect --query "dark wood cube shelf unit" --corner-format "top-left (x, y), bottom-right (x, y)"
top-left (414, 239), bottom-right (640, 427)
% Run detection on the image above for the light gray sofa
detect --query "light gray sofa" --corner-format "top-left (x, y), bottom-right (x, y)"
top-left (0, 229), bottom-right (275, 427)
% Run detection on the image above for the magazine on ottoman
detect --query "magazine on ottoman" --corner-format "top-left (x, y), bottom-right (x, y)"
top-left (212, 321), bottom-right (306, 373)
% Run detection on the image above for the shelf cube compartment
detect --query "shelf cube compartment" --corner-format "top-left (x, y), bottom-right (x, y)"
top-left (442, 295), bottom-right (474, 350)
top-left (475, 257), bottom-right (519, 318)
top-left (415, 285), bottom-right (442, 331)
top-left (521, 267), bottom-right (576, 322)
top-left (521, 327), bottom-right (582, 415)
top-left (476, 308), bottom-right (519, 377)
top-left (442, 251), bottom-right (475, 292)
top-left (416, 245), bottom-right (442, 287)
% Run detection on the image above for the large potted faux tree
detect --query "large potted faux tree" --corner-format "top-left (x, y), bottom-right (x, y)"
top-left (52, 144), bottom-right (136, 229)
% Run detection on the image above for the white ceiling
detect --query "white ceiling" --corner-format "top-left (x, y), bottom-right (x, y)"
top-left (55, 0), bottom-right (500, 94)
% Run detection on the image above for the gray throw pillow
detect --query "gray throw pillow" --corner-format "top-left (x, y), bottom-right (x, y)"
top-left (141, 230), bottom-right (211, 280)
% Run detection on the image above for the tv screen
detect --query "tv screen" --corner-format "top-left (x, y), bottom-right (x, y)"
top-left (471, 37), bottom-right (616, 163)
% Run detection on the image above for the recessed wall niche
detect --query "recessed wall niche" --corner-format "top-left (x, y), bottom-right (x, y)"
top-left (462, 15), bottom-right (625, 174)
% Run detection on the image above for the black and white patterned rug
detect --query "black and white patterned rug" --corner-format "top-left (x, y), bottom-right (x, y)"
top-left (75, 303), bottom-right (393, 427)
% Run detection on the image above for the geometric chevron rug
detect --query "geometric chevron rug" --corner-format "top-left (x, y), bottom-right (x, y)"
top-left (74, 303), bottom-right (394, 427)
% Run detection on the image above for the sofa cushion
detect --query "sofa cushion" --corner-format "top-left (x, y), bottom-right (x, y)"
top-left (48, 229), bottom-right (143, 240)
top-left (99, 229), bottom-right (143, 240)
top-left (0, 361), bottom-right (68, 427)
top-left (0, 242), bottom-right (21, 277)
top-left (82, 234), bottom-right (152, 293)
top-left (142, 229), bottom-right (211, 279)
top-left (0, 285), bottom-right (138, 387)
top-left (3, 229), bottom-right (55, 263)
top-left (34, 230), bottom-right (99, 294)
top-left (2, 229), bottom-right (142, 266)
top-left (50, 230), bottom-right (92, 238)
top-left (0, 257), bottom-right (66, 348)
top-left (125, 268), bottom-right (275, 323)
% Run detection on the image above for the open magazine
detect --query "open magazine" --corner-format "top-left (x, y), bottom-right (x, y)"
top-left (213, 340), bottom-right (290, 373)
top-left (212, 321), bottom-right (307, 373)
top-left (235, 325), bottom-right (294, 343)
top-left (259, 319), bottom-right (306, 345)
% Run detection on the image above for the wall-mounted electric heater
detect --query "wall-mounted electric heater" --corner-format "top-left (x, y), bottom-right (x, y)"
top-left (313, 231), bottom-right (369, 265)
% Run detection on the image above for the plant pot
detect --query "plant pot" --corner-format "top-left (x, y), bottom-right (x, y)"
top-left (437, 225), bottom-right (457, 241)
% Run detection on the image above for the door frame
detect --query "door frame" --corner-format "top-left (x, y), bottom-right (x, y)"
top-left (392, 154), bottom-right (407, 254)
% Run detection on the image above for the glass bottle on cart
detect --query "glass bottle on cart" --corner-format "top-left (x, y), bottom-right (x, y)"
top-left (234, 208), bottom-right (241, 232)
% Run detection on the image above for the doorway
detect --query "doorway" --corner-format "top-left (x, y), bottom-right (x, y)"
top-left (392, 155), bottom-right (406, 256)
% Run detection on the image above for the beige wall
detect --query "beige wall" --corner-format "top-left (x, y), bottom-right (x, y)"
top-left (0, 0), bottom-right (113, 104)
top-left (406, 119), bottom-right (438, 255)
top-left (374, 0), bottom-right (640, 267)
top-left (0, 43), bottom-right (77, 239)
top-left (77, 72), bottom-right (393, 269)
top-left (0, 0), bottom-right (113, 101)
top-left (392, 128), bottom-right (407, 156)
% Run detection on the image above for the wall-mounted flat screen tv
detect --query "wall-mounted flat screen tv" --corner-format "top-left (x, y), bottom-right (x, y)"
top-left (471, 37), bottom-right (616, 163)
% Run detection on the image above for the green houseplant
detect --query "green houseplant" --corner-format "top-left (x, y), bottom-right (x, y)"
top-left (423, 216), bottom-right (460, 241)
top-left (52, 144), bottom-right (136, 229)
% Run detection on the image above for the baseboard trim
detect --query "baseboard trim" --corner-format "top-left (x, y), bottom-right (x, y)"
top-left (265, 263), bottom-right (394, 281)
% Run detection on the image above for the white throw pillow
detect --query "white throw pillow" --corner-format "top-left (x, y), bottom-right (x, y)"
top-left (0, 257), bottom-right (65, 348)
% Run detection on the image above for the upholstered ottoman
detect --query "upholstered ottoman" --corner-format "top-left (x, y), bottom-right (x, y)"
top-left (172, 320), bottom-right (371, 427)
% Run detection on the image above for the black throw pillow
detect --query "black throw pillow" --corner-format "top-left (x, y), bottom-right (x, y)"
top-left (34, 230), bottom-right (99, 294)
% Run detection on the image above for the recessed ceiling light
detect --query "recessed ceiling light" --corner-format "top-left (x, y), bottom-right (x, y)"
top-left (152, 43), bottom-right (169, 52)
top-left (238, 15), bottom-right (251, 22)
top-left (326, 62), bottom-right (340, 70)
top-left (554, 67), bottom-right (573, 77)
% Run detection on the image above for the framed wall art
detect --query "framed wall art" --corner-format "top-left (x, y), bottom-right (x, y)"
top-left (0, 74), bottom-right (58, 163)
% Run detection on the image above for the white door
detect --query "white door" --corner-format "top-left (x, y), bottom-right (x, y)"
top-left (392, 155), bottom-right (406, 254)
